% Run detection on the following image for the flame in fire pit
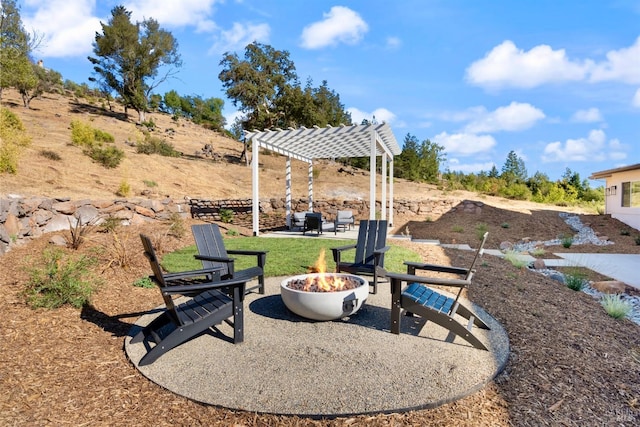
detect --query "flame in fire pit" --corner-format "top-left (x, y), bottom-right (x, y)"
top-left (303, 248), bottom-right (348, 292)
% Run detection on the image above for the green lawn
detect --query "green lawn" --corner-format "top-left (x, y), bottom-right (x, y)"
top-left (162, 237), bottom-right (421, 277)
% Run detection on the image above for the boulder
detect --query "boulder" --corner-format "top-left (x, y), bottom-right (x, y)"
top-left (591, 280), bottom-right (626, 294)
top-left (499, 241), bottom-right (513, 251)
top-left (532, 259), bottom-right (546, 270)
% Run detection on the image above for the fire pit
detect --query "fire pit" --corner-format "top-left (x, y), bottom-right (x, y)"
top-left (281, 272), bottom-right (368, 321)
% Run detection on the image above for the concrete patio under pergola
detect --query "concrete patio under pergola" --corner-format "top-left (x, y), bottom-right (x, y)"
top-left (244, 123), bottom-right (402, 236)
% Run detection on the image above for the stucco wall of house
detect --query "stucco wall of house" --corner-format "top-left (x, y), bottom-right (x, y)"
top-left (603, 169), bottom-right (640, 231)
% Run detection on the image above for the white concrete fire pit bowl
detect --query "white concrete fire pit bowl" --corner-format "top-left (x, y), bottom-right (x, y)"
top-left (280, 273), bottom-right (369, 321)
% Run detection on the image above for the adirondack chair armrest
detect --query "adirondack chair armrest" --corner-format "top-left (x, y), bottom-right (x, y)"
top-left (161, 276), bottom-right (248, 296)
top-left (331, 243), bottom-right (357, 262)
top-left (194, 254), bottom-right (235, 264)
top-left (226, 249), bottom-right (267, 266)
top-left (404, 261), bottom-right (469, 276)
top-left (374, 246), bottom-right (391, 255)
top-left (163, 266), bottom-right (224, 281)
top-left (384, 270), bottom-right (471, 288)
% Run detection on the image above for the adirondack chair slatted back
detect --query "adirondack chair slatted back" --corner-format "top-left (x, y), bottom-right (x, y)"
top-left (140, 234), bottom-right (178, 315)
top-left (192, 223), bottom-right (232, 278)
top-left (355, 220), bottom-right (388, 267)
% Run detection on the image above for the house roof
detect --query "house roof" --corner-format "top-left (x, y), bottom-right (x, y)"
top-left (244, 122), bottom-right (401, 163)
top-left (589, 163), bottom-right (640, 180)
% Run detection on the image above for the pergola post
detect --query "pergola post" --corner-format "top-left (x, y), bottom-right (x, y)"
top-left (369, 129), bottom-right (376, 220)
top-left (389, 159), bottom-right (394, 226)
top-left (251, 137), bottom-right (260, 236)
top-left (308, 161), bottom-right (314, 211)
top-left (381, 152), bottom-right (387, 220)
top-left (286, 157), bottom-right (292, 228)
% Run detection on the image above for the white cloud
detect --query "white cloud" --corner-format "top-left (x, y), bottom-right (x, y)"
top-left (446, 159), bottom-right (495, 174)
top-left (589, 36), bottom-right (640, 84)
top-left (464, 102), bottom-right (545, 133)
top-left (126, 0), bottom-right (218, 31)
top-left (432, 132), bottom-right (496, 156)
top-left (542, 129), bottom-right (627, 162)
top-left (300, 6), bottom-right (368, 49)
top-left (466, 40), bottom-right (590, 89)
top-left (208, 22), bottom-right (270, 54)
top-left (23, 0), bottom-right (102, 57)
top-left (385, 36), bottom-right (402, 49)
top-left (347, 107), bottom-right (396, 125)
top-left (571, 108), bottom-right (603, 123)
top-left (633, 88), bottom-right (640, 108)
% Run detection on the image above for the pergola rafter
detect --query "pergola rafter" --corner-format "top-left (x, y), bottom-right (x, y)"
top-left (245, 123), bottom-right (401, 236)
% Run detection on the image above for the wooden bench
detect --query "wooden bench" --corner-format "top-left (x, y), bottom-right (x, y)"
top-left (189, 198), bottom-right (254, 220)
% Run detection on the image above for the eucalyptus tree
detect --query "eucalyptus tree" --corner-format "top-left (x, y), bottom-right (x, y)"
top-left (88, 6), bottom-right (181, 123)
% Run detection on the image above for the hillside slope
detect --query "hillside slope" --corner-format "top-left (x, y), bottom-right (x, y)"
top-left (1, 89), bottom-right (448, 203)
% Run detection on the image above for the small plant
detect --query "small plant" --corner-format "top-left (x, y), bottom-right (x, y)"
top-left (85, 145), bottom-right (124, 168)
top-left (620, 229), bottom-right (631, 236)
top-left (475, 222), bottom-right (488, 241)
top-left (530, 247), bottom-right (546, 257)
top-left (561, 235), bottom-right (574, 248)
top-left (99, 216), bottom-right (121, 233)
top-left (503, 250), bottom-right (529, 269)
top-left (167, 212), bottom-right (186, 238)
top-left (101, 230), bottom-right (132, 270)
top-left (141, 118), bottom-right (156, 130)
top-left (219, 208), bottom-right (234, 223)
top-left (600, 294), bottom-right (632, 319)
top-left (65, 216), bottom-right (94, 250)
top-left (23, 248), bottom-right (99, 309)
top-left (452, 225), bottom-right (464, 233)
top-left (143, 179), bottom-right (157, 187)
top-left (635, 235), bottom-right (640, 246)
top-left (565, 271), bottom-right (586, 291)
top-left (424, 216), bottom-right (433, 222)
top-left (136, 135), bottom-right (180, 157)
top-left (116, 179), bottom-right (131, 197)
top-left (226, 229), bottom-right (239, 236)
top-left (39, 149), bottom-right (61, 161)
top-left (501, 222), bottom-right (510, 229)
top-left (133, 276), bottom-right (155, 289)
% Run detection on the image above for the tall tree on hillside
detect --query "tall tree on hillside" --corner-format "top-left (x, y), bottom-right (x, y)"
top-left (501, 150), bottom-right (528, 183)
top-left (219, 42), bottom-right (298, 131)
top-left (419, 138), bottom-right (446, 183)
top-left (0, 0), bottom-right (44, 104)
top-left (88, 6), bottom-right (181, 123)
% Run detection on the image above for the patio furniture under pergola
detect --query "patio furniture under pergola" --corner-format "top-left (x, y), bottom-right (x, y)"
top-left (245, 123), bottom-right (402, 236)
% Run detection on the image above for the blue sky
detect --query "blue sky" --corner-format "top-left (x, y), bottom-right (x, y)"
top-left (19, 0), bottom-right (640, 183)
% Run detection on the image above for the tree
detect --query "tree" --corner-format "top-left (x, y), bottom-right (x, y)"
top-left (88, 6), bottom-right (181, 123)
top-left (0, 0), bottom-right (44, 104)
top-left (219, 42), bottom-right (298, 131)
top-left (419, 138), bottom-right (445, 183)
top-left (162, 89), bottom-right (182, 117)
top-left (501, 150), bottom-right (527, 183)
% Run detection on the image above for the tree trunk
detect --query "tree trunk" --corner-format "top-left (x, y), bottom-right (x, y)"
top-left (137, 109), bottom-right (146, 124)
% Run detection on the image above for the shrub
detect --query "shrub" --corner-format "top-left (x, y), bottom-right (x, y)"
top-left (635, 235), bottom-right (640, 246)
top-left (136, 135), bottom-right (180, 157)
top-left (39, 149), bottom-right (61, 161)
top-left (94, 128), bottom-right (115, 143)
top-left (219, 208), bottom-right (234, 223)
top-left (167, 212), bottom-right (186, 238)
top-left (530, 247), bottom-right (546, 257)
top-left (226, 229), bottom-right (239, 236)
top-left (620, 229), bottom-right (631, 236)
top-left (501, 222), bottom-right (510, 229)
top-left (452, 225), bottom-right (464, 233)
top-left (116, 180), bottom-right (131, 197)
top-left (600, 294), bottom-right (632, 319)
top-left (85, 145), bottom-right (124, 168)
top-left (99, 216), bottom-right (121, 233)
top-left (561, 235), bottom-right (574, 248)
top-left (70, 120), bottom-right (97, 146)
top-left (23, 248), bottom-right (99, 309)
top-left (565, 272), bottom-right (586, 291)
top-left (65, 216), bottom-right (94, 250)
top-left (143, 179), bottom-right (157, 187)
top-left (1, 108), bottom-right (31, 173)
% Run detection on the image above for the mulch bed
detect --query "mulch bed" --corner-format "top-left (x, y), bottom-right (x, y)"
top-left (1, 211), bottom-right (639, 426)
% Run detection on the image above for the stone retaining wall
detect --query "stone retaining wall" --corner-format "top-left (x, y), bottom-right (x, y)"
top-left (0, 195), bottom-right (462, 254)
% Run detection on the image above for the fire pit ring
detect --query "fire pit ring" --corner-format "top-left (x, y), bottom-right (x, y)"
top-left (281, 273), bottom-right (368, 321)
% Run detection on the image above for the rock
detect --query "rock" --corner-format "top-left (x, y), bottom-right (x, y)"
top-left (52, 200), bottom-right (76, 215)
top-left (532, 259), bottom-right (546, 270)
top-left (3, 213), bottom-right (20, 237)
top-left (548, 270), bottom-right (566, 284)
top-left (49, 234), bottom-right (67, 246)
top-left (499, 241), bottom-right (513, 251)
top-left (591, 280), bottom-right (627, 294)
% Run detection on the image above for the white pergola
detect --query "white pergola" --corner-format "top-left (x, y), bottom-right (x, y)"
top-left (245, 123), bottom-right (402, 236)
